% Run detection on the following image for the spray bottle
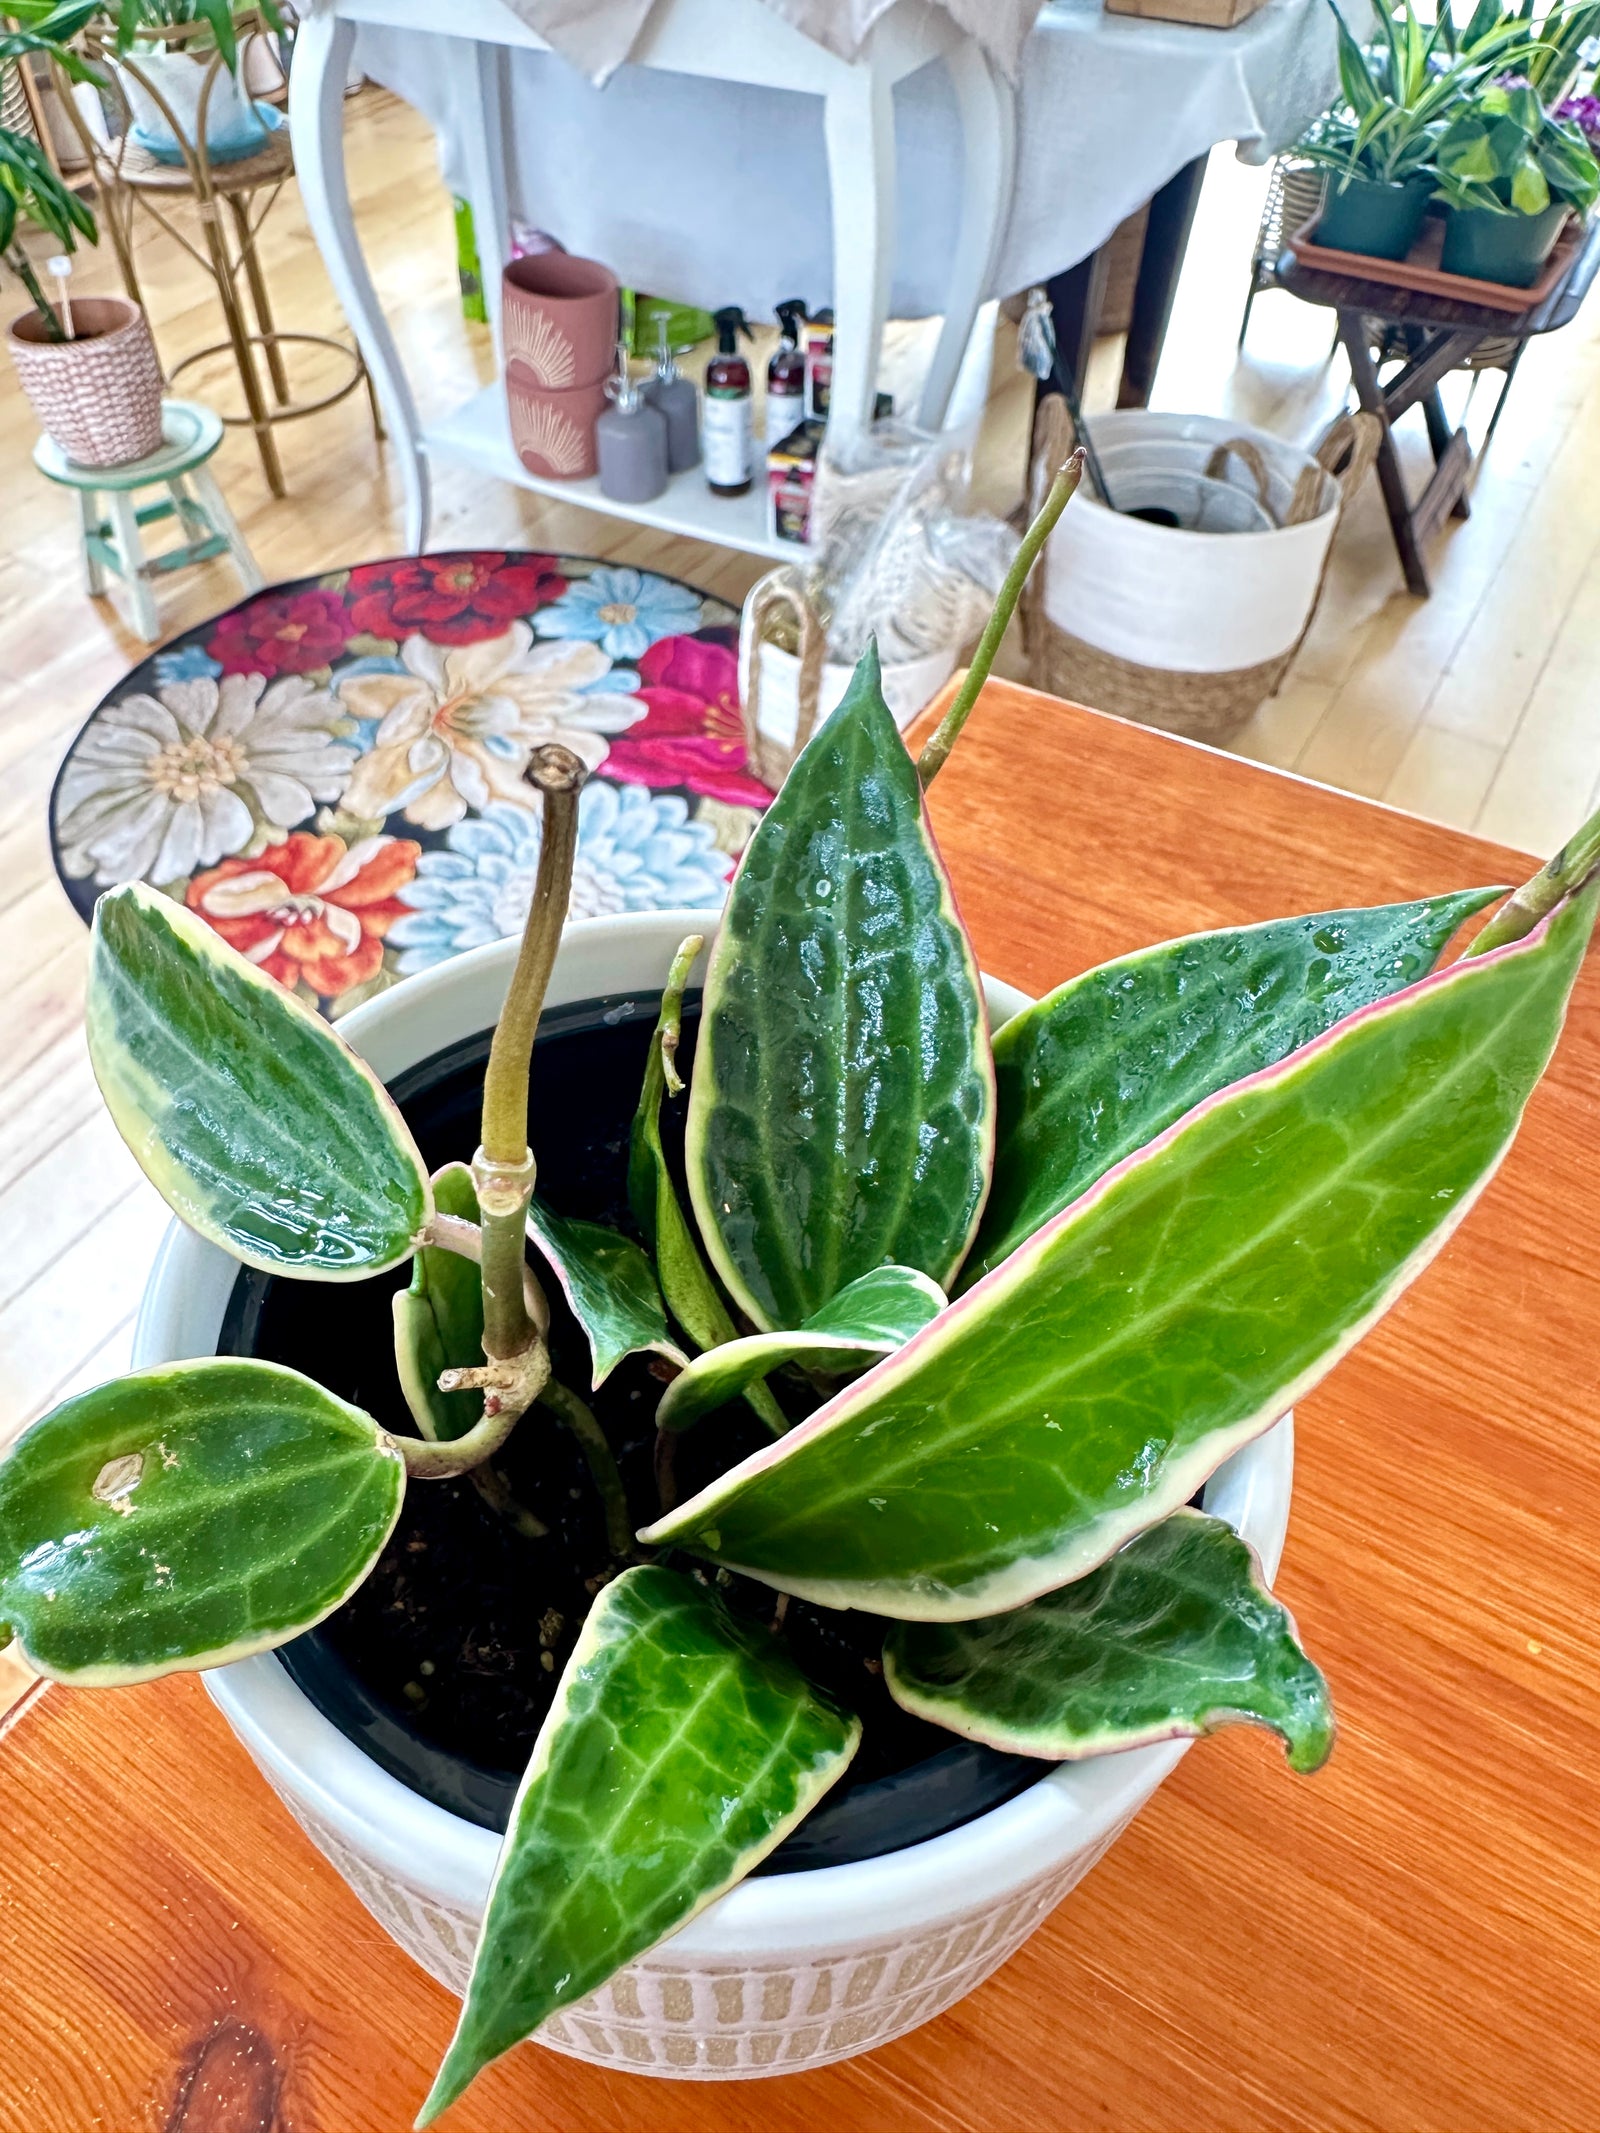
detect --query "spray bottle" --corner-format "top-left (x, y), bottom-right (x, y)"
top-left (766, 297), bottom-right (807, 447)
top-left (704, 305), bottom-right (755, 497)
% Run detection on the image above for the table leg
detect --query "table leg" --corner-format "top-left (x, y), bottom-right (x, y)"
top-left (1422, 386), bottom-right (1471, 520)
top-left (191, 465), bottom-right (265, 593)
top-left (288, 7), bottom-right (429, 551)
top-left (229, 193), bottom-right (291, 405)
top-left (1341, 308), bottom-right (1430, 597)
top-left (917, 41), bottom-right (1015, 433)
top-left (448, 36), bottom-right (511, 363)
top-left (106, 490), bottom-right (160, 642)
top-left (77, 489), bottom-right (107, 597)
top-left (1118, 153), bottom-right (1207, 410)
top-left (823, 50), bottom-right (895, 446)
top-left (1037, 246), bottom-right (1111, 405)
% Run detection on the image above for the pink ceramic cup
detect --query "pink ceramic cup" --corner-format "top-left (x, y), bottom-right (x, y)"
top-left (502, 254), bottom-right (619, 391)
top-left (507, 374), bottom-right (608, 480)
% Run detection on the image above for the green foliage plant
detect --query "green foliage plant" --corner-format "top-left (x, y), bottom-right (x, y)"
top-left (0, 1), bottom-right (98, 338)
top-left (1432, 72), bottom-right (1600, 215)
top-left (5, 465), bottom-right (1600, 2122)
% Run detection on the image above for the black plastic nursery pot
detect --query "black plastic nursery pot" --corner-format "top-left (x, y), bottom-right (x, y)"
top-left (1439, 200), bottom-right (1568, 286)
top-left (220, 989), bottom-right (1042, 1873)
top-left (1315, 172), bottom-right (1434, 261)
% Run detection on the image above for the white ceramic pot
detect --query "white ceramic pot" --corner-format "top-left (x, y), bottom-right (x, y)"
top-left (132, 910), bottom-right (1294, 2081)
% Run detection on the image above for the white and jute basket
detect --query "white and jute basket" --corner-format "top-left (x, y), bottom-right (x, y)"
top-left (8, 294), bottom-right (165, 467)
top-left (1025, 397), bottom-right (1379, 747)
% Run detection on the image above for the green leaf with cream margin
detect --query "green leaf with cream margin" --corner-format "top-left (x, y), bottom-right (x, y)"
top-left (884, 1510), bottom-right (1334, 1773)
top-left (644, 881), bottom-right (1599, 1620)
top-left (417, 1565), bottom-right (859, 2126)
top-left (655, 1264), bottom-right (946, 1432)
top-left (0, 1359), bottom-right (405, 1683)
top-left (964, 887), bottom-right (1504, 1285)
top-left (88, 883), bottom-right (431, 1278)
top-left (394, 1163), bottom-right (485, 1442)
top-left (685, 645), bottom-right (994, 1333)
top-left (526, 1197), bottom-right (686, 1390)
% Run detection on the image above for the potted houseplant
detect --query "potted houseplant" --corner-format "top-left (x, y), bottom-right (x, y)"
top-left (1297, 0), bottom-right (1547, 259)
top-left (7, 468), bottom-right (1600, 2124)
top-left (96, 0), bottom-right (287, 168)
top-left (1433, 74), bottom-right (1600, 284)
top-left (3, 0), bottom-right (165, 464)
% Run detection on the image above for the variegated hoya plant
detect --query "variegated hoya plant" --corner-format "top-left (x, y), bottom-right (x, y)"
top-left (4, 462), bottom-right (1599, 2123)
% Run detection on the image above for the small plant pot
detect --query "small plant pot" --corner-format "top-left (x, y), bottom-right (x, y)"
top-left (133, 911), bottom-right (1295, 2082)
top-left (1315, 172), bottom-right (1434, 261)
top-left (112, 46), bottom-right (273, 164)
top-left (1440, 201), bottom-right (1569, 287)
top-left (502, 252), bottom-right (618, 391)
top-left (507, 374), bottom-right (608, 479)
top-left (7, 296), bottom-right (165, 467)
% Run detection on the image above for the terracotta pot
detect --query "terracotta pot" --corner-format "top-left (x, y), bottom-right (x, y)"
top-left (8, 296), bottom-right (165, 467)
top-left (508, 374), bottom-right (607, 480)
top-left (502, 253), bottom-right (617, 390)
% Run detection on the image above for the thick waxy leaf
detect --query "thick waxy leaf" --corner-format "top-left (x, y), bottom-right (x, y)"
top-left (629, 939), bottom-right (785, 1434)
top-left (685, 645), bottom-right (994, 1332)
top-left (394, 1163), bottom-right (484, 1442)
top-left (966, 888), bottom-right (1503, 1284)
top-left (526, 1197), bottom-right (686, 1389)
top-left (656, 1264), bottom-right (946, 1433)
top-left (419, 1565), bottom-right (858, 2125)
top-left (645, 884), bottom-right (1598, 1619)
top-left (0, 1359), bottom-right (404, 1683)
top-left (883, 1510), bottom-right (1334, 1773)
top-left (88, 883), bottom-right (430, 1278)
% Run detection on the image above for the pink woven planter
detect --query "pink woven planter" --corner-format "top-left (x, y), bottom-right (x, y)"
top-left (9, 295), bottom-right (165, 468)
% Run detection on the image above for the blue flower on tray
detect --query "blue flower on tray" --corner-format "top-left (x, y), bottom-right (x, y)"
top-left (388, 785), bottom-right (732, 975)
top-left (152, 643), bottom-right (224, 686)
top-left (535, 567), bottom-right (704, 662)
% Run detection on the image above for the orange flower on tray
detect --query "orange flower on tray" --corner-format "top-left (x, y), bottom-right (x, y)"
top-left (187, 830), bottom-right (421, 1003)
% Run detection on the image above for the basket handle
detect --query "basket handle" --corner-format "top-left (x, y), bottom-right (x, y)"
top-left (1202, 437), bottom-right (1273, 511)
top-left (740, 567), bottom-right (827, 789)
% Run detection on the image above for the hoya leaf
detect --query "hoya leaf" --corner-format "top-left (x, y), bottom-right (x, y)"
top-left (643, 884), bottom-right (1598, 1619)
top-left (685, 644), bottom-right (994, 1332)
top-left (966, 888), bottom-right (1503, 1283)
top-left (656, 1264), bottom-right (946, 1433)
top-left (884, 1510), bottom-right (1334, 1774)
top-left (629, 937), bottom-right (785, 1434)
top-left (525, 1198), bottom-right (686, 1390)
top-left (0, 1359), bottom-right (404, 1684)
top-left (393, 1163), bottom-right (484, 1442)
top-left (418, 1565), bottom-right (858, 2126)
top-left (88, 883), bottom-right (430, 1278)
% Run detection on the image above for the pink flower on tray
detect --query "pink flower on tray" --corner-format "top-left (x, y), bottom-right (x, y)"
top-left (601, 632), bottom-right (772, 808)
top-left (187, 829), bottom-right (420, 1003)
top-left (345, 553), bottom-right (569, 646)
top-left (208, 589), bottom-right (356, 678)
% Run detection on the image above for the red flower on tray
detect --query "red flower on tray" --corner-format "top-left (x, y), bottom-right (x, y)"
top-left (187, 830), bottom-right (420, 1003)
top-left (602, 633), bottom-right (771, 808)
top-left (345, 553), bottom-right (569, 646)
top-left (208, 589), bottom-right (356, 678)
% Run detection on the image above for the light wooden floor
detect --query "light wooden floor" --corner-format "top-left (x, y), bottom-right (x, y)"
top-left (1, 83), bottom-right (1596, 1538)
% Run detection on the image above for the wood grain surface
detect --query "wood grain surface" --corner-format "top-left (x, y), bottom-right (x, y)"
top-left (5, 678), bottom-right (1599, 2133)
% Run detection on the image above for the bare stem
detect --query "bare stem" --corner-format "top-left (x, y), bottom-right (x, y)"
top-left (1466, 801), bottom-right (1600, 957)
top-left (541, 1379), bottom-right (635, 1561)
top-left (916, 449), bottom-right (1085, 789)
top-left (394, 1338), bottom-right (550, 1478)
top-left (468, 1461), bottom-right (549, 1540)
top-left (659, 933), bottom-right (704, 1097)
top-left (421, 1209), bottom-right (549, 1337)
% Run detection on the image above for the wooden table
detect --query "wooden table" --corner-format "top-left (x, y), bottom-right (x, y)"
top-left (6, 677), bottom-right (1600, 2132)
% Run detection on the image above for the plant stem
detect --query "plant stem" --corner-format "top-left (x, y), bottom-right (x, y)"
top-left (421, 1209), bottom-right (550, 1336)
top-left (10, 251), bottom-right (66, 342)
top-left (659, 932), bottom-right (703, 1096)
top-left (916, 448), bottom-right (1085, 788)
top-left (1467, 802), bottom-right (1600, 957)
top-left (541, 1379), bottom-right (635, 1561)
top-left (394, 1343), bottom-right (550, 1476)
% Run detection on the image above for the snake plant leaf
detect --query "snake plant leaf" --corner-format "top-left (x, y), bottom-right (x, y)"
top-left (656, 1264), bottom-right (946, 1433)
top-left (965, 887), bottom-right (1504, 1284)
top-left (883, 1510), bottom-right (1334, 1774)
top-left (526, 1198), bottom-right (687, 1390)
top-left (629, 936), bottom-right (785, 1434)
top-left (394, 1163), bottom-right (484, 1442)
top-left (0, 1359), bottom-right (405, 1684)
top-left (418, 1564), bottom-right (859, 2127)
top-left (644, 882), bottom-right (1599, 1619)
top-left (88, 882), bottom-right (430, 1279)
top-left (685, 643), bottom-right (994, 1333)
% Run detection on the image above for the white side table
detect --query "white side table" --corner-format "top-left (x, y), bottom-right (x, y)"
top-left (289, 0), bottom-right (1014, 558)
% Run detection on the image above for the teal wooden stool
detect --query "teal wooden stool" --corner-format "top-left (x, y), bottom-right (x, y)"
top-left (33, 397), bottom-right (263, 643)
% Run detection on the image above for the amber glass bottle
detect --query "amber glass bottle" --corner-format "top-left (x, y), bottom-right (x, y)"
top-left (704, 305), bottom-right (755, 496)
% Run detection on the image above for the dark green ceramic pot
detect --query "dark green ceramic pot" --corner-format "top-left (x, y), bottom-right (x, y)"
top-left (1440, 202), bottom-right (1569, 287)
top-left (1316, 172), bottom-right (1434, 260)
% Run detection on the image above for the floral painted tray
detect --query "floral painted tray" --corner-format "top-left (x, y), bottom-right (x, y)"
top-left (51, 553), bottom-right (769, 1019)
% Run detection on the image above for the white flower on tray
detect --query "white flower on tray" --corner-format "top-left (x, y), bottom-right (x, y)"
top-left (55, 673), bottom-right (356, 888)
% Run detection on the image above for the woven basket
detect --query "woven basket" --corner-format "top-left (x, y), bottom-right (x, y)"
top-left (8, 296), bottom-right (165, 467)
top-left (1024, 397), bottom-right (1379, 747)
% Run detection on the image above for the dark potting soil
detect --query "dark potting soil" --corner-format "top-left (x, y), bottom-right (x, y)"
top-left (220, 988), bottom-right (1040, 1871)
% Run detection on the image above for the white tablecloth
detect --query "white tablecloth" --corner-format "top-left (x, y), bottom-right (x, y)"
top-left (353, 0), bottom-right (1341, 320)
